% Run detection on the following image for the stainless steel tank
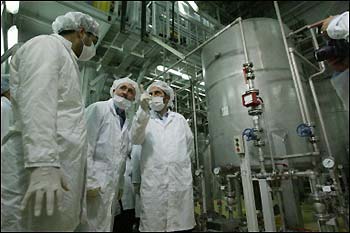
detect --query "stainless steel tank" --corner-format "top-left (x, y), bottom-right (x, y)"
top-left (201, 18), bottom-right (318, 169)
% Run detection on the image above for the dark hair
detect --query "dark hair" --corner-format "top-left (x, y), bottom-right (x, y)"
top-left (58, 30), bottom-right (76, 36)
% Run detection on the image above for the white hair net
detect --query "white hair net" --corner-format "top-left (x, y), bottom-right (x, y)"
top-left (52, 12), bottom-right (99, 37)
top-left (110, 77), bottom-right (140, 102)
top-left (1, 74), bottom-right (10, 95)
top-left (147, 81), bottom-right (174, 108)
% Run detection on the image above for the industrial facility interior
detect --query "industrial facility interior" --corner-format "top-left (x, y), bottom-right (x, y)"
top-left (1, 1), bottom-right (349, 232)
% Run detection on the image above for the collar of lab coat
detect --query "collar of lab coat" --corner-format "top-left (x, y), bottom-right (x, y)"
top-left (107, 98), bottom-right (129, 131)
top-left (51, 34), bottom-right (73, 51)
top-left (150, 109), bottom-right (175, 127)
top-left (50, 34), bottom-right (80, 70)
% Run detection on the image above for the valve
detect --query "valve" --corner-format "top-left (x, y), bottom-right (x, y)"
top-left (242, 91), bottom-right (261, 107)
top-left (296, 123), bottom-right (313, 137)
top-left (242, 128), bottom-right (257, 141)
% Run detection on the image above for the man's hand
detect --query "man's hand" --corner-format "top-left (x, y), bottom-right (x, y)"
top-left (139, 84), bottom-right (151, 112)
top-left (21, 167), bottom-right (69, 217)
top-left (321, 15), bottom-right (334, 38)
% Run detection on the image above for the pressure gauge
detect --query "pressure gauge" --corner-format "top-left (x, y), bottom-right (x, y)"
top-left (213, 167), bottom-right (221, 175)
top-left (322, 158), bottom-right (335, 169)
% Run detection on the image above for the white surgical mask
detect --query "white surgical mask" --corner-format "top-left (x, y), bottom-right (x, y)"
top-left (78, 39), bottom-right (96, 61)
top-left (150, 96), bottom-right (165, 111)
top-left (113, 95), bottom-right (132, 110)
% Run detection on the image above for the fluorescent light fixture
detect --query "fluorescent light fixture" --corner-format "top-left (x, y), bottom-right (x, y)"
top-left (200, 81), bottom-right (205, 86)
top-left (1, 2), bottom-right (4, 17)
top-left (178, 1), bottom-right (187, 15)
top-left (6, 1), bottom-right (19, 14)
top-left (187, 1), bottom-right (198, 12)
top-left (157, 65), bottom-right (191, 80)
top-left (7, 25), bottom-right (18, 49)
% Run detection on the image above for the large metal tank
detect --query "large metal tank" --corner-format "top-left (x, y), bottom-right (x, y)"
top-left (201, 18), bottom-right (317, 169)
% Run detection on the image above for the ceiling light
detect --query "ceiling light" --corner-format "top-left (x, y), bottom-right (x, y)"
top-left (157, 65), bottom-right (191, 80)
top-left (5, 1), bottom-right (19, 14)
top-left (200, 81), bottom-right (205, 85)
top-left (187, 1), bottom-right (198, 12)
top-left (7, 25), bottom-right (18, 49)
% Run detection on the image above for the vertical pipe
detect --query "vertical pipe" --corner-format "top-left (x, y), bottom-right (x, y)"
top-left (308, 28), bottom-right (333, 157)
top-left (141, 1), bottom-right (147, 41)
top-left (274, 1), bottom-right (307, 123)
top-left (171, 1), bottom-right (175, 41)
top-left (152, 1), bottom-right (157, 36)
top-left (240, 138), bottom-right (259, 231)
top-left (191, 79), bottom-right (207, 230)
top-left (120, 1), bottom-right (127, 33)
top-left (289, 48), bottom-right (312, 123)
top-left (238, 18), bottom-right (249, 63)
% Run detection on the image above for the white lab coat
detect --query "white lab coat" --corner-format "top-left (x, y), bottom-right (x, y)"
top-left (331, 69), bottom-right (349, 119)
top-left (84, 98), bottom-right (131, 232)
top-left (131, 145), bottom-right (142, 218)
top-left (121, 155), bottom-right (135, 210)
top-left (1, 34), bottom-right (87, 231)
top-left (327, 11), bottom-right (349, 42)
top-left (1, 96), bottom-right (13, 144)
top-left (131, 108), bottom-right (196, 232)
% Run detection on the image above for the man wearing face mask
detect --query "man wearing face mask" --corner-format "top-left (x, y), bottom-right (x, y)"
top-left (130, 81), bottom-right (196, 232)
top-left (1, 12), bottom-right (99, 231)
top-left (83, 77), bottom-right (140, 232)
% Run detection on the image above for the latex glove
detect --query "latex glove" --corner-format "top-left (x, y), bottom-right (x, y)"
top-left (133, 184), bottom-right (140, 195)
top-left (139, 84), bottom-right (151, 112)
top-left (87, 187), bottom-right (101, 198)
top-left (21, 167), bottom-right (69, 217)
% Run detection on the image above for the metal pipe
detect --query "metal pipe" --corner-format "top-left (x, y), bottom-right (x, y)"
top-left (238, 17), bottom-right (249, 63)
top-left (274, 1), bottom-right (307, 123)
top-left (289, 48), bottom-right (312, 124)
top-left (308, 29), bottom-right (333, 157)
top-left (268, 151), bottom-right (320, 160)
top-left (191, 79), bottom-right (207, 230)
top-left (276, 188), bottom-right (286, 231)
top-left (292, 49), bottom-right (320, 72)
top-left (1, 43), bottom-right (22, 64)
top-left (240, 138), bottom-right (259, 231)
top-left (148, 17), bottom-right (242, 83)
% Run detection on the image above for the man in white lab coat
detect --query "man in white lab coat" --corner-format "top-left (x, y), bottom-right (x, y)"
top-left (1, 74), bottom-right (13, 144)
top-left (84, 77), bottom-right (140, 232)
top-left (1, 12), bottom-right (99, 232)
top-left (321, 11), bottom-right (349, 114)
top-left (130, 81), bottom-right (196, 232)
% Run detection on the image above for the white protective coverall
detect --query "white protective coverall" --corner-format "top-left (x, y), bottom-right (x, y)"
top-left (84, 98), bottom-right (131, 232)
top-left (131, 107), bottom-right (196, 232)
top-left (131, 145), bottom-right (142, 218)
top-left (1, 34), bottom-right (88, 231)
top-left (1, 96), bottom-right (13, 144)
top-left (327, 11), bottom-right (349, 42)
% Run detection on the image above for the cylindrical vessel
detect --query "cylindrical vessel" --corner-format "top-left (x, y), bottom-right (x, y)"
top-left (201, 18), bottom-right (316, 169)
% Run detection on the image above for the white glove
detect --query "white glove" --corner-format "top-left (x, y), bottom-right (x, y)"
top-left (21, 167), bottom-right (69, 217)
top-left (139, 85), bottom-right (151, 112)
top-left (134, 183), bottom-right (140, 195)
